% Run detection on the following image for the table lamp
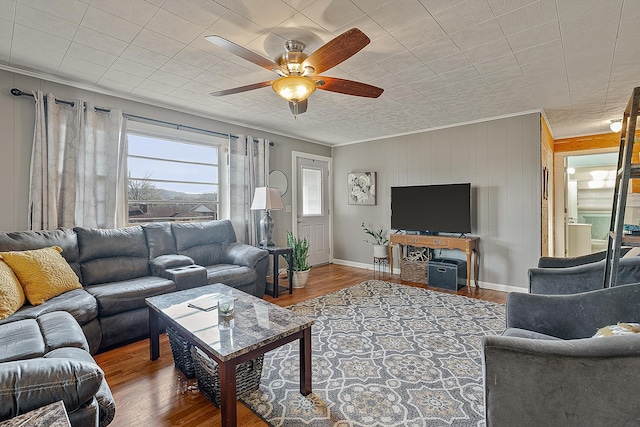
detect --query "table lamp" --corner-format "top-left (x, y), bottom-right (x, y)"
top-left (250, 187), bottom-right (284, 246)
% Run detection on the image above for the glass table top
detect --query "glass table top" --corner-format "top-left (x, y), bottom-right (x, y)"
top-left (146, 283), bottom-right (314, 361)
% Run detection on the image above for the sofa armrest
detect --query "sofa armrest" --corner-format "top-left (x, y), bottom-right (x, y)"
top-left (537, 251), bottom-right (607, 268)
top-left (149, 255), bottom-right (207, 291)
top-left (530, 254), bottom-right (640, 295)
top-left (483, 334), bottom-right (640, 427)
top-left (149, 254), bottom-right (194, 274)
top-left (528, 259), bottom-right (607, 294)
top-left (222, 243), bottom-right (268, 269)
top-left (506, 283), bottom-right (640, 339)
top-left (537, 248), bottom-right (633, 268)
top-left (150, 254), bottom-right (194, 278)
top-left (0, 358), bottom-right (104, 421)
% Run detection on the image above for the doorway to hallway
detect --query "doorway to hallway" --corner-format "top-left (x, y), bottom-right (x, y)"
top-left (563, 152), bottom-right (616, 256)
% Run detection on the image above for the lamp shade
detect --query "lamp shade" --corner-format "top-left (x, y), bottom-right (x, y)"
top-left (272, 76), bottom-right (316, 103)
top-left (250, 187), bottom-right (284, 211)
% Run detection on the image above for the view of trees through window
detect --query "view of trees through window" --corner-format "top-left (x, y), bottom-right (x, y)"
top-left (126, 130), bottom-right (222, 224)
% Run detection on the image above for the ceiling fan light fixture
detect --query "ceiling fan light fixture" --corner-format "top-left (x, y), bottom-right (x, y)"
top-left (272, 76), bottom-right (316, 103)
top-left (610, 119), bottom-right (623, 133)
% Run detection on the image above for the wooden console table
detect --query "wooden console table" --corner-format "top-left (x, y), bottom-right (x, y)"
top-left (389, 234), bottom-right (480, 290)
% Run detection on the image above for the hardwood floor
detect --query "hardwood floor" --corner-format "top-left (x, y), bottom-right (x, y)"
top-left (94, 264), bottom-right (507, 426)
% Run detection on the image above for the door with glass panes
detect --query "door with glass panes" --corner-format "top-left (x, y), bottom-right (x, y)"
top-left (296, 156), bottom-right (330, 266)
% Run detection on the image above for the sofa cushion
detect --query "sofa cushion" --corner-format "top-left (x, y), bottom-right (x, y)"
top-left (38, 311), bottom-right (89, 353)
top-left (0, 319), bottom-right (45, 362)
top-left (75, 226), bottom-right (148, 261)
top-left (76, 226), bottom-right (150, 285)
top-left (0, 246), bottom-right (82, 305)
top-left (85, 276), bottom-right (175, 316)
top-left (0, 357), bottom-right (104, 420)
top-left (98, 307), bottom-right (148, 350)
top-left (179, 244), bottom-right (225, 267)
top-left (0, 288), bottom-right (98, 328)
top-left (172, 220), bottom-right (236, 266)
top-left (81, 256), bottom-right (151, 286)
top-left (0, 260), bottom-right (25, 319)
top-left (172, 220), bottom-right (236, 250)
top-left (0, 228), bottom-right (81, 279)
top-left (143, 222), bottom-right (177, 259)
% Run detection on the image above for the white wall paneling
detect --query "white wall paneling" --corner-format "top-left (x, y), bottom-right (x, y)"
top-left (332, 113), bottom-right (542, 291)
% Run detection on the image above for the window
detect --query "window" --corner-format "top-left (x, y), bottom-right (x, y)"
top-left (302, 166), bottom-right (322, 216)
top-left (126, 120), bottom-right (228, 224)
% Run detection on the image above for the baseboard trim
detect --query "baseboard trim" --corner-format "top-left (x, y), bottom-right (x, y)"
top-left (479, 281), bottom-right (528, 294)
top-left (332, 259), bottom-right (528, 294)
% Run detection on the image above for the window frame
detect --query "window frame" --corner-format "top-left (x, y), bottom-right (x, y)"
top-left (125, 120), bottom-right (229, 225)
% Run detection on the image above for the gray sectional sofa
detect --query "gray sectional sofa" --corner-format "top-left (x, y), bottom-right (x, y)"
top-left (0, 220), bottom-right (268, 426)
top-left (0, 311), bottom-right (115, 427)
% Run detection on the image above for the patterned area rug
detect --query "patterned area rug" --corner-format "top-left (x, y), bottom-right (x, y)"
top-left (240, 280), bottom-right (506, 427)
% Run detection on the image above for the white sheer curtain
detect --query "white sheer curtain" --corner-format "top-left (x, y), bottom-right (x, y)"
top-left (28, 91), bottom-right (124, 230)
top-left (229, 135), bottom-right (270, 244)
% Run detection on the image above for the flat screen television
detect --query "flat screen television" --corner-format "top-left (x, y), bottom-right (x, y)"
top-left (391, 183), bottom-right (471, 234)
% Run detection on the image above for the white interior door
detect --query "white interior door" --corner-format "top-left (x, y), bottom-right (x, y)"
top-left (293, 153), bottom-right (331, 266)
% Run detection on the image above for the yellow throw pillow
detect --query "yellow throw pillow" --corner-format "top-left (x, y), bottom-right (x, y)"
top-left (0, 260), bottom-right (25, 319)
top-left (0, 246), bottom-right (82, 306)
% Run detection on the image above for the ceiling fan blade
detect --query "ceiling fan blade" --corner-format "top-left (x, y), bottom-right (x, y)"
top-left (289, 99), bottom-right (308, 115)
top-left (209, 81), bottom-right (272, 96)
top-left (302, 28), bottom-right (370, 75)
top-left (315, 77), bottom-right (383, 98)
top-left (205, 35), bottom-right (286, 75)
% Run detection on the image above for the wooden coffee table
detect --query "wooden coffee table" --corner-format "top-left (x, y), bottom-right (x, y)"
top-left (145, 284), bottom-right (314, 427)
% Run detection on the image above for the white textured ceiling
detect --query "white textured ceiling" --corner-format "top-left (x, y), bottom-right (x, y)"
top-left (1, 0), bottom-right (638, 145)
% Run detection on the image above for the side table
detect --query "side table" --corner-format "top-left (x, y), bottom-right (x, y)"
top-left (0, 401), bottom-right (71, 427)
top-left (373, 255), bottom-right (389, 278)
top-left (262, 246), bottom-right (293, 298)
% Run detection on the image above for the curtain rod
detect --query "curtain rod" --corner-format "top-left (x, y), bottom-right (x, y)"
top-left (124, 113), bottom-right (235, 141)
top-left (11, 88), bottom-right (111, 113)
top-left (124, 114), bottom-right (273, 145)
top-left (11, 87), bottom-right (273, 146)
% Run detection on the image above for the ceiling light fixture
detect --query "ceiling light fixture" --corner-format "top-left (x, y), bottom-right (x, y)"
top-left (610, 119), bottom-right (623, 133)
top-left (271, 76), bottom-right (316, 103)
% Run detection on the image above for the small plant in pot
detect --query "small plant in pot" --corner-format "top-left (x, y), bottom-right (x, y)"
top-left (284, 231), bottom-right (311, 288)
top-left (361, 222), bottom-right (389, 258)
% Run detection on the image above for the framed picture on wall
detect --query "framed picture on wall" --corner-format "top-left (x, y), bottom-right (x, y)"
top-left (348, 172), bottom-right (376, 205)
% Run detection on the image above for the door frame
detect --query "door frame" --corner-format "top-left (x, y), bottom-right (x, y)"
top-left (553, 147), bottom-right (617, 257)
top-left (291, 151), bottom-right (333, 264)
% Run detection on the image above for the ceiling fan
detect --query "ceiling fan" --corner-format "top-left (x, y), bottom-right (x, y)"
top-left (205, 28), bottom-right (384, 116)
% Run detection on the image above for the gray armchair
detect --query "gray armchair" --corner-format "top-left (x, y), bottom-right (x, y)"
top-left (528, 248), bottom-right (640, 294)
top-left (482, 283), bottom-right (640, 426)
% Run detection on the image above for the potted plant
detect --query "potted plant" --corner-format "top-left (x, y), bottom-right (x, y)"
top-left (361, 222), bottom-right (389, 258)
top-left (285, 230), bottom-right (311, 288)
